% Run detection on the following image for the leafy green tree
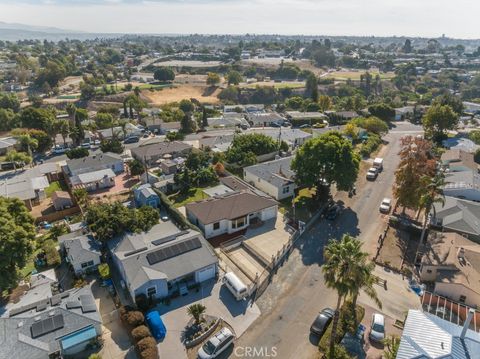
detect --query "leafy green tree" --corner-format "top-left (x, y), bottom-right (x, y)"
top-left (5, 150), bottom-right (32, 170)
top-left (179, 99), bottom-right (194, 113)
top-left (85, 202), bottom-right (159, 242)
top-left (0, 108), bottom-right (18, 131)
top-left (57, 119), bottom-right (70, 147)
top-left (292, 131), bottom-right (360, 199)
top-left (206, 72), bottom-right (221, 87)
top-left (318, 95), bottom-right (332, 112)
top-left (153, 67), bottom-right (175, 82)
top-left (35, 60), bottom-right (66, 88)
top-left (218, 86), bottom-right (239, 103)
top-left (227, 70), bottom-right (243, 85)
top-left (128, 159), bottom-right (145, 177)
top-left (100, 139), bottom-right (124, 154)
top-left (469, 130), bottom-right (480, 145)
top-left (433, 93), bottom-right (463, 115)
top-left (96, 113), bottom-right (114, 129)
top-left (19, 107), bottom-right (55, 131)
top-left (422, 104), bottom-right (458, 142)
top-left (187, 303), bottom-right (206, 325)
top-left (368, 103), bottom-right (395, 122)
top-left (166, 131), bottom-right (185, 141)
top-left (180, 112), bottom-right (196, 134)
top-left (201, 107), bottom-right (209, 128)
top-left (66, 147), bottom-right (89, 159)
top-left (16, 134), bottom-right (38, 157)
top-left (88, 354), bottom-right (103, 359)
top-left (305, 74), bottom-right (319, 102)
top-left (0, 197), bottom-right (35, 291)
top-left (0, 92), bottom-right (20, 112)
top-left (225, 133), bottom-right (278, 164)
top-left (285, 96), bottom-right (304, 110)
top-left (475, 148), bottom-right (480, 164)
top-left (350, 117), bottom-right (388, 135)
top-left (42, 239), bottom-right (61, 266)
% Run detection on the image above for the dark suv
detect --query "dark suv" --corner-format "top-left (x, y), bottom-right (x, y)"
top-left (310, 308), bottom-right (335, 336)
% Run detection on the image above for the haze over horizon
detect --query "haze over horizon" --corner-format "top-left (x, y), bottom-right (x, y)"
top-left (0, 0), bottom-right (479, 39)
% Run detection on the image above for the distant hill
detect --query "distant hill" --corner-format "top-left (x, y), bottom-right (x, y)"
top-left (0, 21), bottom-right (121, 41)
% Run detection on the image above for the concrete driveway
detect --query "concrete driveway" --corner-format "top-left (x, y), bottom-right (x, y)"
top-left (156, 279), bottom-right (261, 359)
top-left (90, 280), bottom-right (137, 359)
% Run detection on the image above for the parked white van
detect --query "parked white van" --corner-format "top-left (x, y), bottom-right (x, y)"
top-left (373, 157), bottom-right (383, 171)
top-left (222, 272), bottom-right (248, 300)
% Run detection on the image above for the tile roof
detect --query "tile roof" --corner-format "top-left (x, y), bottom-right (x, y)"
top-left (185, 191), bottom-right (277, 224)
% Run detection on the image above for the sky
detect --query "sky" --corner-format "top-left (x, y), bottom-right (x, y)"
top-left (0, 0), bottom-right (479, 39)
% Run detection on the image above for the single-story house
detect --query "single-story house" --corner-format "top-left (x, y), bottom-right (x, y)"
top-left (396, 309), bottom-right (480, 359)
top-left (443, 171), bottom-right (480, 201)
top-left (70, 168), bottom-right (116, 192)
top-left (185, 191), bottom-right (278, 239)
top-left (325, 111), bottom-right (359, 121)
top-left (108, 222), bottom-right (218, 301)
top-left (432, 196), bottom-right (480, 241)
top-left (247, 112), bottom-right (286, 127)
top-left (134, 183), bottom-right (160, 208)
top-left (97, 123), bottom-right (143, 140)
top-left (246, 128), bottom-right (312, 148)
top-left (144, 120), bottom-right (181, 135)
top-left (159, 159), bottom-right (179, 175)
top-left (207, 113), bottom-right (249, 129)
top-left (244, 156), bottom-right (296, 200)
top-left (199, 134), bottom-right (235, 153)
top-left (131, 141), bottom-right (192, 167)
top-left (59, 232), bottom-right (101, 275)
top-left (441, 149), bottom-right (478, 173)
top-left (0, 137), bottom-right (18, 156)
top-left (285, 111), bottom-right (328, 124)
top-left (1, 285), bottom-right (102, 359)
top-left (420, 232), bottom-right (480, 307)
top-left (0, 175), bottom-right (49, 210)
top-left (394, 106), bottom-right (415, 121)
top-left (51, 191), bottom-right (74, 211)
top-left (442, 137), bottom-right (480, 153)
top-left (63, 153), bottom-right (124, 178)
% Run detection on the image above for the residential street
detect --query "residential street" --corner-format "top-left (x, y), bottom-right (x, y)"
top-left (231, 122), bottom-right (423, 359)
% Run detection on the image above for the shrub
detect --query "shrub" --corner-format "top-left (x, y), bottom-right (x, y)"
top-left (132, 325), bottom-right (152, 342)
top-left (137, 336), bottom-right (157, 352)
top-left (98, 263), bottom-right (110, 279)
top-left (119, 306), bottom-right (129, 323)
top-left (139, 347), bottom-right (159, 359)
top-left (66, 147), bottom-right (89, 159)
top-left (359, 133), bottom-right (382, 157)
top-left (126, 311), bottom-right (145, 327)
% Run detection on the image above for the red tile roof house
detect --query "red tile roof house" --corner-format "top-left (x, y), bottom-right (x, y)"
top-left (185, 191), bottom-right (278, 239)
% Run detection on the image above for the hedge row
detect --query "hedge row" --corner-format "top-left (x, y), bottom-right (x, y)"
top-left (120, 307), bottom-right (159, 359)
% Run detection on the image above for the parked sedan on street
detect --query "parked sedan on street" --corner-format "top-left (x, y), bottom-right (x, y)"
top-left (379, 198), bottom-right (392, 213)
top-left (369, 313), bottom-right (385, 343)
top-left (366, 167), bottom-right (378, 180)
top-left (310, 308), bottom-right (335, 337)
top-left (325, 204), bottom-right (342, 220)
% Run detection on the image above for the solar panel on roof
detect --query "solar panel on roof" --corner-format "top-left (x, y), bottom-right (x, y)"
top-left (30, 314), bottom-right (64, 338)
top-left (124, 246), bottom-right (148, 257)
top-left (146, 237), bottom-right (202, 265)
top-left (36, 300), bottom-right (49, 312)
top-left (66, 301), bottom-right (82, 309)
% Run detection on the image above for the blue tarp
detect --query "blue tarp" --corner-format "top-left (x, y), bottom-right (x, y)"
top-left (60, 325), bottom-right (97, 350)
top-left (146, 310), bottom-right (167, 340)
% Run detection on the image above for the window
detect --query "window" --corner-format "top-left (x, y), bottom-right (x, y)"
top-left (81, 260), bottom-right (94, 268)
top-left (426, 269), bottom-right (432, 274)
top-left (147, 286), bottom-right (157, 297)
top-left (459, 295), bottom-right (466, 303)
top-left (282, 186), bottom-right (290, 194)
top-left (232, 216), bottom-right (246, 229)
top-left (213, 222), bottom-right (220, 230)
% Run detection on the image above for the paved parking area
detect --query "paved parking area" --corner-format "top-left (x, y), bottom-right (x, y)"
top-left (91, 281), bottom-right (136, 359)
top-left (227, 247), bottom-right (265, 280)
top-left (156, 279), bottom-right (261, 359)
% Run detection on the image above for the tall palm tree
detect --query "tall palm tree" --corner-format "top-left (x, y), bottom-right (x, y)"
top-left (323, 234), bottom-right (365, 359)
top-left (415, 173), bottom-right (445, 263)
top-left (17, 134), bottom-right (38, 158)
top-left (350, 260), bottom-right (382, 311)
top-left (58, 119), bottom-right (70, 147)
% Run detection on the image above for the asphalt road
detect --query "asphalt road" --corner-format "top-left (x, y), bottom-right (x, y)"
top-left (231, 122), bottom-right (423, 359)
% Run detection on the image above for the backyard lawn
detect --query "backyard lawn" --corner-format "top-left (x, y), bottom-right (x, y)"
top-left (167, 187), bottom-right (210, 208)
top-left (45, 181), bottom-right (68, 197)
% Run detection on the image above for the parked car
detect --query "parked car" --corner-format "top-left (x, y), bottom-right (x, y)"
top-left (198, 327), bottom-right (235, 359)
top-left (299, 124), bottom-right (311, 129)
top-left (270, 122), bottom-right (281, 128)
top-left (52, 145), bottom-right (67, 155)
top-left (369, 313), bottom-right (385, 342)
top-left (282, 121), bottom-right (292, 127)
top-left (310, 308), bottom-right (335, 336)
top-left (326, 204), bottom-right (341, 220)
top-left (366, 167), bottom-right (378, 180)
top-left (379, 198), bottom-right (392, 213)
top-left (124, 136), bottom-right (140, 144)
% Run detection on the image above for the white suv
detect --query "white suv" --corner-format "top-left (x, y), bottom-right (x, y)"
top-left (198, 328), bottom-right (235, 359)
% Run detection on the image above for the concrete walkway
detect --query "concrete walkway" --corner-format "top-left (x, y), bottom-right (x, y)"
top-left (156, 279), bottom-right (261, 359)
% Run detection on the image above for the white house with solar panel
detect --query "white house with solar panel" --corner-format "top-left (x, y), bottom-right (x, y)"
top-left (108, 221), bottom-right (218, 301)
top-left (0, 279), bottom-right (102, 359)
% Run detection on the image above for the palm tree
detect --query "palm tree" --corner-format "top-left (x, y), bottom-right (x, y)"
top-left (17, 134), bottom-right (38, 158)
top-left (415, 173), bottom-right (445, 263)
top-left (187, 304), bottom-right (206, 326)
top-left (383, 335), bottom-right (401, 359)
top-left (350, 260), bottom-right (382, 311)
top-left (73, 188), bottom-right (89, 214)
top-left (58, 119), bottom-right (70, 147)
top-left (323, 234), bottom-right (364, 359)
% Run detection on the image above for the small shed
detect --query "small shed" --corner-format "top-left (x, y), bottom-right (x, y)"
top-left (51, 191), bottom-right (74, 211)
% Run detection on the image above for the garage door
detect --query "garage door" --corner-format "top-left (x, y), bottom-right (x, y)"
top-left (196, 265), bottom-right (216, 283)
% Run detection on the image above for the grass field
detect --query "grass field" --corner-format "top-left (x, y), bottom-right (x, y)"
top-left (323, 70), bottom-right (395, 81)
top-left (45, 180), bottom-right (68, 197)
top-left (279, 187), bottom-right (318, 222)
top-left (168, 187), bottom-right (210, 208)
top-left (142, 84), bottom-right (221, 105)
top-left (240, 81), bottom-right (305, 89)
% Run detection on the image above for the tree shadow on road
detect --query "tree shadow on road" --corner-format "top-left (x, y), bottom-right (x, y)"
top-left (295, 207), bottom-right (360, 267)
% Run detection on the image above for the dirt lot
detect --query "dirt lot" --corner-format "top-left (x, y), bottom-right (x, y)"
top-left (142, 84), bottom-right (222, 105)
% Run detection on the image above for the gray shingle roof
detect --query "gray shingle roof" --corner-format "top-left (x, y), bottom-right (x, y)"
top-left (58, 233), bottom-right (101, 265)
top-left (244, 156), bottom-right (295, 188)
top-left (433, 197), bottom-right (480, 236)
top-left (66, 153), bottom-right (122, 174)
top-left (186, 191), bottom-right (277, 224)
top-left (130, 141), bottom-right (191, 161)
